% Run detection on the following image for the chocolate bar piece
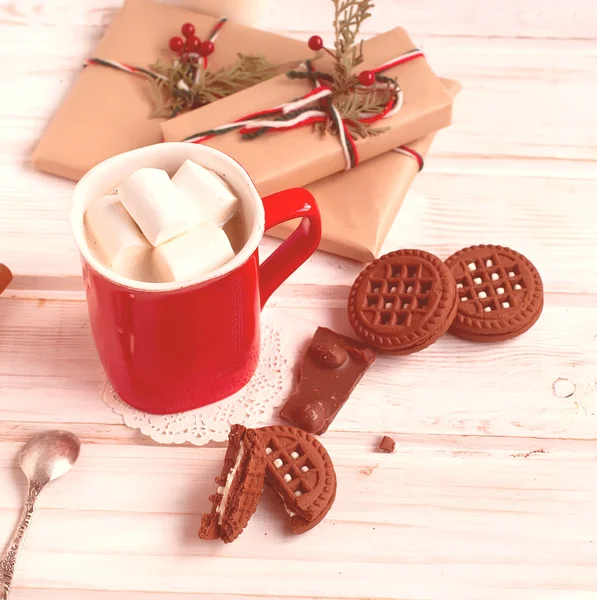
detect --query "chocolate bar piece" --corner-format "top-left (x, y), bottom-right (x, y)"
top-left (379, 435), bottom-right (396, 453)
top-left (0, 264), bottom-right (12, 295)
top-left (280, 327), bottom-right (376, 435)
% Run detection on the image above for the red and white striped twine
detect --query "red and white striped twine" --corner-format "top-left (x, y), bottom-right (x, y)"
top-left (184, 48), bottom-right (425, 171)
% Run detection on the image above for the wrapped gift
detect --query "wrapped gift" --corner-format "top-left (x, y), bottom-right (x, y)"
top-left (162, 27), bottom-right (453, 197)
top-left (32, 0), bottom-right (306, 181)
top-left (267, 79), bottom-right (461, 262)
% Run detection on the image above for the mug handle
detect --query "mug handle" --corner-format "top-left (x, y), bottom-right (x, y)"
top-left (259, 188), bottom-right (321, 308)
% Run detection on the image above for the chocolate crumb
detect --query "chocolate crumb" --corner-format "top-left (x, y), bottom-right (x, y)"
top-left (358, 464), bottom-right (378, 476)
top-left (379, 435), bottom-right (396, 453)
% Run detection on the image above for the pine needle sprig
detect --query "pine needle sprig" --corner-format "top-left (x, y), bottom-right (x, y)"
top-left (148, 53), bottom-right (284, 118)
top-left (333, 83), bottom-right (392, 138)
top-left (202, 55), bottom-right (283, 102)
top-left (307, 0), bottom-right (393, 139)
top-left (333, 0), bottom-right (374, 60)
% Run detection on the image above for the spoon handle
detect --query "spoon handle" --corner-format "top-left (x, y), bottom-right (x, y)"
top-left (0, 483), bottom-right (41, 600)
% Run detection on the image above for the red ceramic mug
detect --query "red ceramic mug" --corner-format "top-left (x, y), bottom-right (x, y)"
top-left (70, 143), bottom-right (321, 414)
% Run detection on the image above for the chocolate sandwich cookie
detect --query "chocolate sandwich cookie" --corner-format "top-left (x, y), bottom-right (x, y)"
top-left (199, 424), bottom-right (266, 543)
top-left (257, 425), bottom-right (337, 534)
top-left (280, 327), bottom-right (376, 435)
top-left (348, 249), bottom-right (459, 354)
top-left (445, 244), bottom-right (543, 342)
top-left (0, 264), bottom-right (12, 295)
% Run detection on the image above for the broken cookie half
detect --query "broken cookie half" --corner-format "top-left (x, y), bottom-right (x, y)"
top-left (199, 424), bottom-right (266, 543)
top-left (257, 425), bottom-right (337, 534)
top-left (198, 424), bottom-right (337, 541)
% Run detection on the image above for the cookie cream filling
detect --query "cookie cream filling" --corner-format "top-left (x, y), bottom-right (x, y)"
top-left (274, 489), bottom-right (296, 517)
top-left (217, 440), bottom-right (244, 525)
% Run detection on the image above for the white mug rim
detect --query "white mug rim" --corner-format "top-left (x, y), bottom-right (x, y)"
top-left (69, 143), bottom-right (265, 293)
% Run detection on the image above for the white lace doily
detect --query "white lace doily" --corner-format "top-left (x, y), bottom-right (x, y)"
top-left (101, 315), bottom-right (294, 445)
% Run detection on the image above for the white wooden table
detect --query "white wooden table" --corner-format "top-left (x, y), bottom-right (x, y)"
top-left (1, 1), bottom-right (597, 598)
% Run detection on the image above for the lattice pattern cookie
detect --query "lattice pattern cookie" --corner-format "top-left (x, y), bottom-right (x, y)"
top-left (445, 244), bottom-right (543, 342)
top-left (348, 249), bottom-right (459, 354)
top-left (258, 425), bottom-right (337, 534)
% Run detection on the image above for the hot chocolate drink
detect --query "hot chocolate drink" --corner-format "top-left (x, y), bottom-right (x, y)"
top-left (83, 160), bottom-right (248, 284)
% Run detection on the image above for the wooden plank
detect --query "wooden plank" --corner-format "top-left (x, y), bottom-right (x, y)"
top-left (2, 0), bottom-right (596, 40)
top-left (1, 299), bottom-right (595, 439)
top-left (1, 1), bottom-right (596, 598)
top-left (11, 593), bottom-right (327, 600)
top-left (2, 171), bottom-right (597, 292)
top-left (2, 35), bottom-right (596, 162)
top-left (0, 437), bottom-right (596, 599)
top-left (1, 24), bottom-right (597, 174)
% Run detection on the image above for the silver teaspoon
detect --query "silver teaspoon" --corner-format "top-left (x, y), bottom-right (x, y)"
top-left (0, 430), bottom-right (81, 599)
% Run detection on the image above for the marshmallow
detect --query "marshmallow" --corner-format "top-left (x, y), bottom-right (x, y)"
top-left (265, 447), bottom-right (273, 455)
top-left (283, 474), bottom-right (292, 483)
top-left (153, 222), bottom-right (235, 283)
top-left (491, 273), bottom-right (499, 281)
top-left (118, 167), bottom-right (199, 247)
top-left (85, 195), bottom-right (152, 280)
top-left (478, 291), bottom-right (487, 299)
top-left (172, 160), bottom-right (239, 226)
top-left (273, 458), bottom-right (283, 469)
top-left (289, 452), bottom-right (299, 460)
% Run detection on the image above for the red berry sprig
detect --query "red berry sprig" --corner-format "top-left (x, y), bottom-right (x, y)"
top-left (169, 36), bottom-right (184, 53)
top-left (199, 40), bottom-right (215, 57)
top-left (358, 70), bottom-right (375, 86)
top-left (186, 36), bottom-right (202, 53)
top-left (169, 22), bottom-right (217, 59)
top-left (307, 34), bottom-right (338, 61)
top-left (308, 35), bottom-right (323, 51)
top-left (181, 22), bottom-right (195, 38)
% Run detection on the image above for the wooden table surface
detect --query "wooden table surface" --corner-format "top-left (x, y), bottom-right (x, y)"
top-left (1, 0), bottom-right (597, 598)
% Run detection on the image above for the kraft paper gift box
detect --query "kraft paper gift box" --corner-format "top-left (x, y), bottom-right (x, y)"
top-left (267, 79), bottom-right (462, 262)
top-left (161, 27), bottom-right (454, 198)
top-left (32, 0), bottom-right (306, 181)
